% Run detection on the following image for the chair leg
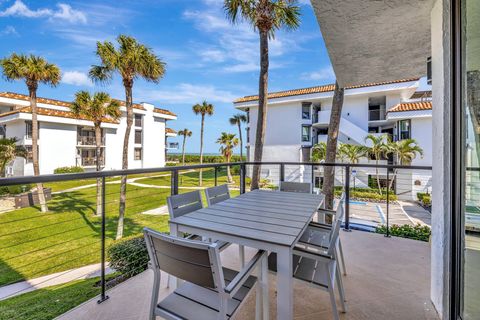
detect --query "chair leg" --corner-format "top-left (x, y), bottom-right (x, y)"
top-left (239, 245), bottom-right (245, 268)
top-left (261, 254), bottom-right (269, 320)
top-left (328, 280), bottom-right (340, 320)
top-left (150, 269), bottom-right (161, 320)
top-left (166, 274), bottom-right (170, 289)
top-left (338, 239), bottom-right (347, 276)
top-left (336, 265), bottom-right (347, 311)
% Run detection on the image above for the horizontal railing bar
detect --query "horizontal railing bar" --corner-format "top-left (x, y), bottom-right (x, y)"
top-left (0, 161), bottom-right (435, 186)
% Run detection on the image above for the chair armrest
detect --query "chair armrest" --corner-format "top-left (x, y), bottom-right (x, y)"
top-left (225, 249), bottom-right (267, 297)
top-left (308, 221), bottom-right (333, 230)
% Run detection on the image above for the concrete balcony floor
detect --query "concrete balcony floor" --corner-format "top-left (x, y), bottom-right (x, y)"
top-left (58, 231), bottom-right (439, 320)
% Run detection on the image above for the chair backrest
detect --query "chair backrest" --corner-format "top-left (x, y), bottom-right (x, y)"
top-left (205, 184), bottom-right (230, 206)
top-left (144, 228), bottom-right (224, 290)
top-left (327, 202), bottom-right (344, 257)
top-left (280, 181), bottom-right (312, 194)
top-left (167, 190), bottom-right (203, 219)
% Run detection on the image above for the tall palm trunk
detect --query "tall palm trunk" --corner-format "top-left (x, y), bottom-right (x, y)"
top-left (181, 135), bottom-right (187, 166)
top-left (29, 86), bottom-right (48, 212)
top-left (237, 122), bottom-right (243, 160)
top-left (117, 82), bottom-right (133, 240)
top-left (95, 124), bottom-right (102, 216)
top-left (199, 114), bottom-right (205, 186)
top-left (375, 157), bottom-right (382, 195)
top-left (251, 30), bottom-right (269, 190)
top-left (227, 153), bottom-right (233, 183)
top-left (322, 82), bottom-right (344, 209)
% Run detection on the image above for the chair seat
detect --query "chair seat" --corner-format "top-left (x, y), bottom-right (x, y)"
top-left (186, 235), bottom-right (230, 251)
top-left (268, 252), bottom-right (333, 288)
top-left (157, 267), bottom-right (257, 320)
top-left (298, 225), bottom-right (331, 248)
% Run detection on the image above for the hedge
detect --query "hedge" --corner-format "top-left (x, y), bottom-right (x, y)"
top-left (107, 236), bottom-right (149, 278)
top-left (376, 224), bottom-right (431, 242)
top-left (0, 184), bottom-right (33, 196)
top-left (54, 166), bottom-right (85, 174)
top-left (166, 154), bottom-right (246, 164)
top-left (333, 187), bottom-right (397, 202)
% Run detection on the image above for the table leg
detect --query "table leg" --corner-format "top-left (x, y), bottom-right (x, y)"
top-left (277, 247), bottom-right (293, 320)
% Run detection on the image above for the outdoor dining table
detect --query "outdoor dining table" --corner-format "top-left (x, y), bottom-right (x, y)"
top-left (169, 189), bottom-right (325, 320)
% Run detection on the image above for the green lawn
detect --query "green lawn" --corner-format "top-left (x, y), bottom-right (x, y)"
top-left (0, 276), bottom-right (105, 320)
top-left (137, 167), bottom-right (242, 188)
top-left (0, 183), bottom-right (171, 286)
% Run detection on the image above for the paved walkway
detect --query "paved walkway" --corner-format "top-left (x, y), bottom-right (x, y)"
top-left (0, 263), bottom-right (113, 301)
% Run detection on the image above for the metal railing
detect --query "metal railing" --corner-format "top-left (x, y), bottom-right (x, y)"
top-left (0, 161), bottom-right (432, 308)
top-left (77, 136), bottom-right (105, 146)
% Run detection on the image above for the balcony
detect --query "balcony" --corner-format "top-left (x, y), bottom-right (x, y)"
top-left (368, 109), bottom-right (387, 122)
top-left (58, 232), bottom-right (436, 320)
top-left (76, 157), bottom-right (104, 167)
top-left (77, 136), bottom-right (105, 146)
top-left (315, 110), bottom-right (331, 125)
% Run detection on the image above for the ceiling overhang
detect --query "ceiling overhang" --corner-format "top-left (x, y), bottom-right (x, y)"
top-left (310, 0), bottom-right (435, 87)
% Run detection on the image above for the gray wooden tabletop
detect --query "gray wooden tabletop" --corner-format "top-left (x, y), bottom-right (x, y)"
top-left (170, 189), bottom-right (325, 247)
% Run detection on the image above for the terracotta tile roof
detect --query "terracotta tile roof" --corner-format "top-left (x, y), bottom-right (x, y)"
top-left (0, 106), bottom-right (119, 124)
top-left (234, 78), bottom-right (419, 103)
top-left (388, 101), bottom-right (432, 113)
top-left (165, 128), bottom-right (177, 134)
top-left (154, 108), bottom-right (176, 117)
top-left (0, 92), bottom-right (145, 111)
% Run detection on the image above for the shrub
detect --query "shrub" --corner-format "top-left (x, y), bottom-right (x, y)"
top-left (54, 166), bottom-right (85, 174)
top-left (108, 236), bottom-right (149, 278)
top-left (333, 186), bottom-right (397, 202)
top-left (0, 184), bottom-right (33, 196)
top-left (376, 224), bottom-right (431, 242)
top-left (166, 154), bottom-right (246, 164)
top-left (422, 195), bottom-right (431, 206)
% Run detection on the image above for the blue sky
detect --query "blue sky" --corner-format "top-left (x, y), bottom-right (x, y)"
top-left (0, 0), bottom-right (334, 154)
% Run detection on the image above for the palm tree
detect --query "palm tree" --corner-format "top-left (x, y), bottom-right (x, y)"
top-left (322, 82), bottom-right (345, 209)
top-left (224, 0), bottom-right (301, 190)
top-left (338, 143), bottom-right (368, 165)
top-left (0, 138), bottom-right (26, 177)
top-left (365, 134), bottom-right (388, 194)
top-left (178, 128), bottom-right (193, 166)
top-left (192, 101), bottom-right (214, 186)
top-left (71, 91), bottom-right (121, 216)
top-left (1, 54), bottom-right (61, 212)
top-left (387, 138), bottom-right (424, 189)
top-left (312, 141), bottom-right (327, 162)
top-left (229, 113), bottom-right (247, 161)
top-left (217, 132), bottom-right (239, 183)
top-left (89, 35), bottom-right (166, 239)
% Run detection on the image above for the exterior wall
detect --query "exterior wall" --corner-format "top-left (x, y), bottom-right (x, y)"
top-left (411, 117), bottom-right (433, 166)
top-left (430, 0), bottom-right (452, 317)
top-left (38, 122), bottom-right (77, 174)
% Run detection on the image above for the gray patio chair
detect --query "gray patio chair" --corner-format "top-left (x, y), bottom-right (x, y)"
top-left (279, 181), bottom-right (312, 194)
top-left (144, 228), bottom-right (269, 320)
top-left (205, 184), bottom-right (246, 267)
top-left (268, 202), bottom-right (347, 320)
top-left (303, 193), bottom-right (347, 276)
top-left (166, 190), bottom-right (230, 287)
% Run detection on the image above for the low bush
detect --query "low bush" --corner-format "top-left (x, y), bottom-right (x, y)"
top-left (376, 224), bottom-right (431, 242)
top-left (107, 236), bottom-right (149, 278)
top-left (166, 154), bottom-right (246, 164)
top-left (0, 184), bottom-right (33, 196)
top-left (417, 192), bottom-right (431, 206)
top-left (333, 186), bottom-right (397, 202)
top-left (54, 166), bottom-right (85, 174)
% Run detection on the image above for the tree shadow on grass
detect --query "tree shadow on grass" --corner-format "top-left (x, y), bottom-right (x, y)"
top-left (48, 191), bottom-right (98, 233)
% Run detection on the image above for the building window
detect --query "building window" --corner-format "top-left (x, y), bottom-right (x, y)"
top-left (302, 125), bottom-right (311, 142)
top-left (25, 121), bottom-right (32, 139)
top-left (135, 130), bottom-right (142, 144)
top-left (368, 96), bottom-right (386, 121)
top-left (397, 120), bottom-right (411, 140)
top-left (134, 147), bottom-right (142, 160)
top-left (0, 125), bottom-right (5, 139)
top-left (134, 114), bottom-right (143, 127)
top-left (302, 102), bottom-right (311, 120)
top-left (317, 127), bottom-right (328, 135)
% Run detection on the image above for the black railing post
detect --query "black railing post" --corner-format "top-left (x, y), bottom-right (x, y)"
top-left (98, 176), bottom-right (109, 304)
top-left (240, 164), bottom-right (246, 194)
top-left (171, 170), bottom-right (179, 195)
top-left (280, 163), bottom-right (285, 183)
top-left (214, 166), bottom-right (218, 186)
top-left (344, 165), bottom-right (351, 231)
top-left (311, 164), bottom-right (315, 193)
top-left (385, 169), bottom-right (391, 237)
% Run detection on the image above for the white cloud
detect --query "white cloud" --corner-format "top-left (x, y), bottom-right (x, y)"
top-left (138, 83), bottom-right (237, 104)
top-left (0, 25), bottom-right (17, 35)
top-left (62, 71), bottom-right (92, 87)
top-left (301, 66), bottom-right (335, 81)
top-left (199, 49), bottom-right (226, 63)
top-left (0, 1), bottom-right (86, 24)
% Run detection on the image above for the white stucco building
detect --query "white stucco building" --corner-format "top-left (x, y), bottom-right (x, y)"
top-left (0, 92), bottom-right (177, 176)
top-left (234, 79), bottom-right (433, 198)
